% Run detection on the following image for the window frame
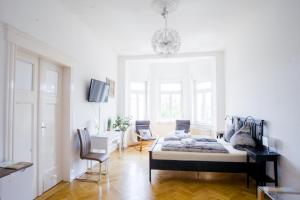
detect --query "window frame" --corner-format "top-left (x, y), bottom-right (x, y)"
top-left (159, 81), bottom-right (183, 122)
top-left (128, 81), bottom-right (148, 120)
top-left (193, 80), bottom-right (213, 126)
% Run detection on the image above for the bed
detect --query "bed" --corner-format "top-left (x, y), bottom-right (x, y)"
top-left (148, 116), bottom-right (264, 182)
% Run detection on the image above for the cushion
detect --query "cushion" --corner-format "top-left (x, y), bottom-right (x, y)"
top-left (139, 129), bottom-right (152, 140)
top-left (224, 123), bottom-right (235, 142)
top-left (234, 117), bottom-right (242, 133)
top-left (175, 130), bottom-right (185, 134)
top-left (181, 138), bottom-right (196, 147)
top-left (230, 123), bottom-right (256, 150)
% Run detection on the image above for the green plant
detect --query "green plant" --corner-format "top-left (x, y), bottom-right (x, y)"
top-left (113, 115), bottom-right (132, 132)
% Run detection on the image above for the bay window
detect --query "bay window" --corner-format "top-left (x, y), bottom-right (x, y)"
top-left (194, 81), bottom-right (212, 125)
top-left (160, 82), bottom-right (182, 121)
top-left (129, 82), bottom-right (147, 120)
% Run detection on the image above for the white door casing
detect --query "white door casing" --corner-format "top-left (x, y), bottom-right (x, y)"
top-left (12, 51), bottom-right (38, 198)
top-left (5, 26), bottom-right (74, 197)
top-left (38, 59), bottom-right (63, 194)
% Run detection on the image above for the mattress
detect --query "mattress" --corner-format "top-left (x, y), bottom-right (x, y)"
top-left (151, 138), bottom-right (247, 163)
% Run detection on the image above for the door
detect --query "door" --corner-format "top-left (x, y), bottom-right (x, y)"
top-left (39, 59), bottom-right (63, 193)
top-left (12, 51), bottom-right (38, 198)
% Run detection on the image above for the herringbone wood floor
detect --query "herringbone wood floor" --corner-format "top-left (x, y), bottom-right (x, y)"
top-left (37, 147), bottom-right (256, 200)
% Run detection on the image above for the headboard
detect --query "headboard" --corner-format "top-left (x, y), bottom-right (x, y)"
top-left (226, 115), bottom-right (264, 150)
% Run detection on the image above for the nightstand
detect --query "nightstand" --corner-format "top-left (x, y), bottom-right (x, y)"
top-left (246, 147), bottom-right (280, 188)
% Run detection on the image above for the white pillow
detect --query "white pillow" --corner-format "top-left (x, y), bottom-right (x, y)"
top-left (175, 130), bottom-right (185, 134)
top-left (224, 123), bottom-right (235, 142)
top-left (139, 129), bottom-right (152, 140)
top-left (181, 138), bottom-right (196, 147)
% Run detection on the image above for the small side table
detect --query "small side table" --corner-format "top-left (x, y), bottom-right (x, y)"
top-left (246, 148), bottom-right (280, 188)
top-left (258, 186), bottom-right (300, 200)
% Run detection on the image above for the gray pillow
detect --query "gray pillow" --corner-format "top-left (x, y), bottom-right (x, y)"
top-left (230, 124), bottom-right (256, 150)
top-left (139, 129), bottom-right (152, 139)
top-left (234, 117), bottom-right (242, 133)
top-left (224, 123), bottom-right (235, 142)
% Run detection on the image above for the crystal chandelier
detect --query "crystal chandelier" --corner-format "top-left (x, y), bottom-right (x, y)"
top-left (151, 0), bottom-right (181, 55)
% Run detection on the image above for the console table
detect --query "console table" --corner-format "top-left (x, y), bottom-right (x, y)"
top-left (91, 131), bottom-right (122, 154)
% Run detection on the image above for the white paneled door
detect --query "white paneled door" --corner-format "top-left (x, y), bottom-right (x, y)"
top-left (13, 52), bottom-right (39, 198)
top-left (39, 59), bottom-right (63, 194)
top-left (13, 53), bottom-right (64, 197)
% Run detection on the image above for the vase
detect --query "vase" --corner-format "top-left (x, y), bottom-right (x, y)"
top-left (121, 131), bottom-right (125, 151)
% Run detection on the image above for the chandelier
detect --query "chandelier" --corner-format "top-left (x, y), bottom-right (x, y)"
top-left (151, 0), bottom-right (181, 55)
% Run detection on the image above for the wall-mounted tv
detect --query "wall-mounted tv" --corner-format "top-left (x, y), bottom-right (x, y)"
top-left (88, 79), bottom-right (110, 102)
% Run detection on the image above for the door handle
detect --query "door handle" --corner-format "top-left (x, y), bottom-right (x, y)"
top-left (41, 122), bottom-right (46, 129)
top-left (41, 123), bottom-right (47, 136)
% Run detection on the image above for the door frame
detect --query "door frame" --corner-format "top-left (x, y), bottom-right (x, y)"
top-left (3, 24), bottom-right (75, 196)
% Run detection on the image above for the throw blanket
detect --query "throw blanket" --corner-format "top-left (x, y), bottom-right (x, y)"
top-left (164, 134), bottom-right (217, 142)
top-left (181, 138), bottom-right (196, 147)
top-left (164, 133), bottom-right (192, 141)
top-left (161, 140), bottom-right (228, 153)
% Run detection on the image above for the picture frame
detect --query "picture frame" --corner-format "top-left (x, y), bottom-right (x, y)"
top-left (106, 78), bottom-right (115, 97)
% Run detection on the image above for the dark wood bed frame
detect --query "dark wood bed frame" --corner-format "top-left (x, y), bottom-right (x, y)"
top-left (149, 116), bottom-right (264, 182)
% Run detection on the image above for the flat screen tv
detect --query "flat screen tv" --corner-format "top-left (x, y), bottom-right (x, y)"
top-left (88, 79), bottom-right (110, 102)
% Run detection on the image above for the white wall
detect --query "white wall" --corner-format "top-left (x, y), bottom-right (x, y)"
top-left (0, 0), bottom-right (117, 178)
top-left (125, 59), bottom-right (215, 124)
top-left (120, 56), bottom-right (225, 144)
top-left (0, 24), bottom-right (6, 162)
top-left (225, 0), bottom-right (300, 187)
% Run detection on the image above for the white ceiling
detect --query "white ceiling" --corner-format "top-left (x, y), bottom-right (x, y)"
top-left (61, 0), bottom-right (259, 55)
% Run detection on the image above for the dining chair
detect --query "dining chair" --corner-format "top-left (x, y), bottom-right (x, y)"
top-left (77, 128), bottom-right (109, 183)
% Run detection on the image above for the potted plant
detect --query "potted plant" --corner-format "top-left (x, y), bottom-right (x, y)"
top-left (113, 115), bottom-right (132, 150)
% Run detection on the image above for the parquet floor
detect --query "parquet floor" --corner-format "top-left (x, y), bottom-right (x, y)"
top-left (37, 147), bottom-right (256, 200)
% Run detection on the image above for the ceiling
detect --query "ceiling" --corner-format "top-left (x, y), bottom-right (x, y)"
top-left (61, 0), bottom-right (260, 55)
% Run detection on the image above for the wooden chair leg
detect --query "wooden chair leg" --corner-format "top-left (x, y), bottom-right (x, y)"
top-left (140, 140), bottom-right (143, 151)
top-left (98, 163), bottom-right (102, 184)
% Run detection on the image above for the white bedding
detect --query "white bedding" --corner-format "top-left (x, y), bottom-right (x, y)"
top-left (151, 137), bottom-right (247, 163)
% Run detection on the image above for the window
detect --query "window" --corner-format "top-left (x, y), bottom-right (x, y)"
top-left (194, 81), bottom-right (212, 125)
top-left (160, 82), bottom-right (182, 121)
top-left (129, 82), bottom-right (147, 120)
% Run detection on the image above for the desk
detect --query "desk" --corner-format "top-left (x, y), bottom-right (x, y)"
top-left (91, 131), bottom-right (122, 154)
